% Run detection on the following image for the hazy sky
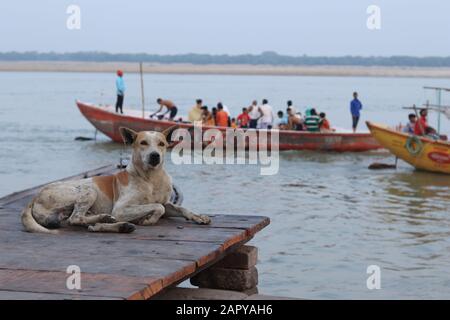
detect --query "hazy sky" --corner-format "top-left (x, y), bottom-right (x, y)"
top-left (0, 0), bottom-right (449, 56)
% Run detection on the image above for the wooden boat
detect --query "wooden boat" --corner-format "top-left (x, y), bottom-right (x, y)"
top-left (76, 101), bottom-right (382, 152)
top-left (367, 121), bottom-right (450, 174)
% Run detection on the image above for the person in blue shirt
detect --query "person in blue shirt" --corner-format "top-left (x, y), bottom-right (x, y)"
top-left (350, 91), bottom-right (362, 132)
top-left (115, 70), bottom-right (125, 114)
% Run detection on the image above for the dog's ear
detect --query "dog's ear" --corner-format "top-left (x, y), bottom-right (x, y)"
top-left (161, 125), bottom-right (179, 143)
top-left (119, 127), bottom-right (138, 145)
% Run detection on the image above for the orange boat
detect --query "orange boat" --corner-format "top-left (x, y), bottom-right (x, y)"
top-left (76, 101), bottom-right (382, 152)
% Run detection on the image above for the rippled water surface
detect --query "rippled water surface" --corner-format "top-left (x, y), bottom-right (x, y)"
top-left (1, 72), bottom-right (449, 299)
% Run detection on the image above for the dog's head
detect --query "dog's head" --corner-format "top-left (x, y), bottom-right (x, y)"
top-left (119, 126), bottom-right (178, 171)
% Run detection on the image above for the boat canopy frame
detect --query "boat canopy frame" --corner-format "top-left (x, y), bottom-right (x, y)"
top-left (423, 86), bottom-right (450, 134)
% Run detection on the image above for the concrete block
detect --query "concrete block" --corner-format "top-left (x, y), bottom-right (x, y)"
top-left (215, 245), bottom-right (258, 270)
top-left (191, 266), bottom-right (258, 291)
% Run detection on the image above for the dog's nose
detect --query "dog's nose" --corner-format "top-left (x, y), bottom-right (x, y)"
top-left (148, 152), bottom-right (161, 166)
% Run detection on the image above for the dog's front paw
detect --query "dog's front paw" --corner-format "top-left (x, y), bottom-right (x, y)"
top-left (98, 214), bottom-right (116, 224)
top-left (118, 222), bottom-right (136, 233)
top-left (194, 214), bottom-right (212, 225)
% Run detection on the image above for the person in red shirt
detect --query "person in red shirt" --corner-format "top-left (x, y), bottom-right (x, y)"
top-left (414, 109), bottom-right (436, 136)
top-left (215, 104), bottom-right (229, 127)
top-left (319, 112), bottom-right (335, 132)
top-left (237, 108), bottom-right (250, 128)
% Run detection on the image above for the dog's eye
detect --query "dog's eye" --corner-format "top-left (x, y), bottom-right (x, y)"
top-left (140, 141), bottom-right (148, 146)
top-left (159, 141), bottom-right (165, 147)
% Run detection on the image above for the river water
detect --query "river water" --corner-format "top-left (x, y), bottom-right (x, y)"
top-left (0, 71), bottom-right (449, 299)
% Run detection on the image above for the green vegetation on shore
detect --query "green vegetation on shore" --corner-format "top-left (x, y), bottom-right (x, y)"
top-left (1, 51), bottom-right (450, 67)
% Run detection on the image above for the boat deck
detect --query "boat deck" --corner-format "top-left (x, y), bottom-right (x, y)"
top-left (0, 166), bottom-right (269, 300)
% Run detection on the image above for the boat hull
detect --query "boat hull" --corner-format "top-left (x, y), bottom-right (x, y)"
top-left (76, 101), bottom-right (381, 152)
top-left (367, 121), bottom-right (450, 174)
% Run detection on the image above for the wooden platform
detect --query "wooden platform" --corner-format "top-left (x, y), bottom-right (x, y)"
top-left (0, 165), bottom-right (270, 300)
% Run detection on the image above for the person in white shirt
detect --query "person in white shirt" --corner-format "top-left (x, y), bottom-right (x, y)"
top-left (248, 100), bottom-right (260, 129)
top-left (273, 110), bottom-right (288, 130)
top-left (258, 99), bottom-right (274, 129)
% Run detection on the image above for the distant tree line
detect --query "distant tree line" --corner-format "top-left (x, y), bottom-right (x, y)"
top-left (1, 51), bottom-right (450, 67)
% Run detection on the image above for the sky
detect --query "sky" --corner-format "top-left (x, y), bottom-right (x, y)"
top-left (0, 0), bottom-right (449, 56)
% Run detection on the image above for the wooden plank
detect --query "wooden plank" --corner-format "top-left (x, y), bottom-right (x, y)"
top-left (0, 249), bottom-right (195, 280)
top-left (0, 229), bottom-right (248, 294)
top-left (0, 208), bottom-right (260, 250)
top-left (0, 268), bottom-right (159, 300)
top-left (0, 213), bottom-right (265, 291)
top-left (1, 237), bottom-right (210, 272)
top-left (0, 227), bottom-right (262, 299)
top-left (155, 214), bottom-right (271, 237)
top-left (0, 247), bottom-right (196, 299)
top-left (0, 229), bottom-right (223, 261)
top-left (0, 210), bottom-right (248, 248)
top-left (0, 240), bottom-right (249, 299)
top-left (0, 225), bottom-right (251, 271)
top-left (132, 226), bottom-right (248, 248)
top-left (0, 290), bottom-right (119, 300)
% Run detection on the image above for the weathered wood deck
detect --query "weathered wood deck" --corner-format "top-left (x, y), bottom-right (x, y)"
top-left (0, 165), bottom-right (269, 300)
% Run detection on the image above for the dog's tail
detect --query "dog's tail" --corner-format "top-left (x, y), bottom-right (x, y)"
top-left (21, 200), bottom-right (58, 235)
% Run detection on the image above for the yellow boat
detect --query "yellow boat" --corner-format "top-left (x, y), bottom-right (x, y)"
top-left (366, 121), bottom-right (450, 174)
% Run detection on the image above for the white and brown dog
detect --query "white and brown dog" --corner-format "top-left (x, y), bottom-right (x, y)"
top-left (21, 126), bottom-right (211, 234)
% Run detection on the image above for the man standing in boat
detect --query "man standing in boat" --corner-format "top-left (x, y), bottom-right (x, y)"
top-left (248, 100), bottom-right (261, 129)
top-left (350, 92), bottom-right (363, 132)
top-left (258, 99), bottom-right (274, 129)
top-left (115, 70), bottom-right (125, 114)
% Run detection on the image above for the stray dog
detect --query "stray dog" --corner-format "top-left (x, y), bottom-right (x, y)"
top-left (22, 126), bottom-right (211, 234)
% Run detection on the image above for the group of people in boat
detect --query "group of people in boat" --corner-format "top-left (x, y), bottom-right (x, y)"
top-left (151, 98), bottom-right (337, 133)
top-left (114, 70), bottom-right (366, 133)
top-left (400, 108), bottom-right (446, 140)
